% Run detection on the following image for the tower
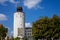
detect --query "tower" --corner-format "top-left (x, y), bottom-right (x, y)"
top-left (14, 7), bottom-right (25, 40)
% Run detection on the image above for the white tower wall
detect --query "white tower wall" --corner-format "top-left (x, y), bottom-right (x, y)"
top-left (14, 12), bottom-right (25, 38)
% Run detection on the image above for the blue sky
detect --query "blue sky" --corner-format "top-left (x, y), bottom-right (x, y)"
top-left (0, 0), bottom-right (60, 36)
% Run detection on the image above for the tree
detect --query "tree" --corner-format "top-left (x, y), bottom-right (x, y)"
top-left (51, 15), bottom-right (60, 39)
top-left (14, 37), bottom-right (20, 40)
top-left (0, 24), bottom-right (8, 40)
top-left (32, 15), bottom-right (60, 40)
top-left (32, 16), bottom-right (50, 40)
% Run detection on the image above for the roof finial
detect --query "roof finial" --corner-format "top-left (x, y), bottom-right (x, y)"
top-left (16, 0), bottom-right (23, 12)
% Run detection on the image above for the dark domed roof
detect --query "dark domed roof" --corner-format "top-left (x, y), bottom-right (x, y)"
top-left (17, 6), bottom-right (23, 12)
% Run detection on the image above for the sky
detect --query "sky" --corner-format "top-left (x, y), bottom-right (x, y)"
top-left (0, 0), bottom-right (60, 36)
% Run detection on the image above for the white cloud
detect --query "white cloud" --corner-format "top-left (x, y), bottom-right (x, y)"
top-left (9, 23), bottom-right (32, 37)
top-left (0, 0), bottom-right (8, 6)
top-left (0, 0), bottom-right (7, 3)
top-left (0, 14), bottom-right (7, 20)
top-left (9, 0), bottom-right (16, 4)
top-left (9, 0), bottom-right (19, 4)
top-left (25, 23), bottom-right (32, 27)
top-left (34, 5), bottom-right (44, 9)
top-left (5, 26), bottom-right (11, 30)
top-left (0, 0), bottom-right (43, 9)
top-left (23, 0), bottom-right (42, 9)
top-left (10, 31), bottom-right (13, 36)
top-left (0, 0), bottom-right (20, 6)
top-left (9, 31), bottom-right (13, 38)
top-left (9, 0), bottom-right (20, 7)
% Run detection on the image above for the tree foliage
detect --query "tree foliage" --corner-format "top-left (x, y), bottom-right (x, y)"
top-left (0, 24), bottom-right (8, 40)
top-left (32, 15), bottom-right (60, 40)
top-left (14, 37), bottom-right (20, 40)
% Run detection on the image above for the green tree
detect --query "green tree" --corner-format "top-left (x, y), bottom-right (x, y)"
top-left (14, 37), bottom-right (20, 40)
top-left (32, 16), bottom-right (50, 40)
top-left (50, 15), bottom-right (60, 39)
top-left (0, 24), bottom-right (8, 40)
top-left (32, 15), bottom-right (60, 40)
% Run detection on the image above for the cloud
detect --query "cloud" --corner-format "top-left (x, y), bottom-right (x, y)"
top-left (5, 26), bottom-right (11, 30)
top-left (10, 31), bottom-right (13, 36)
top-left (9, 23), bottom-right (32, 37)
top-left (0, 0), bottom-right (8, 6)
top-left (8, 30), bottom-right (13, 38)
top-left (0, 14), bottom-right (7, 20)
top-left (9, 0), bottom-right (20, 7)
top-left (34, 5), bottom-right (44, 9)
top-left (23, 0), bottom-right (42, 9)
top-left (25, 23), bottom-right (32, 27)
top-left (0, 0), bottom-right (8, 3)
top-left (9, 0), bottom-right (16, 4)
top-left (0, 0), bottom-right (43, 9)
top-left (9, 0), bottom-right (19, 4)
top-left (0, 0), bottom-right (20, 6)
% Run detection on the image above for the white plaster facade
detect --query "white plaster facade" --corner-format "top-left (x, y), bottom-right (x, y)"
top-left (14, 12), bottom-right (25, 38)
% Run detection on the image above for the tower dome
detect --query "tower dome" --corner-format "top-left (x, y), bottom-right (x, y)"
top-left (17, 6), bottom-right (23, 12)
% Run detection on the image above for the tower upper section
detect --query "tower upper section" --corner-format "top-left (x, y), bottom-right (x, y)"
top-left (17, 6), bottom-right (23, 12)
